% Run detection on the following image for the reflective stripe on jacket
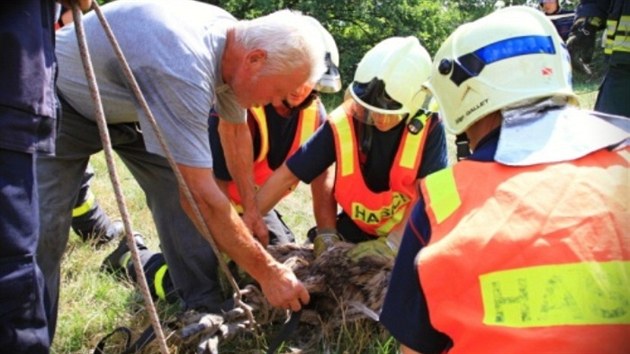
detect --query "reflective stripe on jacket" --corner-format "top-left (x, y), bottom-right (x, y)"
top-left (578, 0), bottom-right (630, 63)
top-left (604, 14), bottom-right (630, 56)
top-left (417, 147), bottom-right (630, 353)
top-left (330, 104), bottom-right (430, 236)
top-left (226, 103), bottom-right (319, 211)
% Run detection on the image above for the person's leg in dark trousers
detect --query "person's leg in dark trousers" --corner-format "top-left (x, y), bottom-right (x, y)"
top-left (36, 100), bottom-right (98, 340)
top-left (263, 209), bottom-right (295, 245)
top-left (1, 150), bottom-right (50, 353)
top-left (71, 164), bottom-right (123, 246)
top-left (111, 126), bottom-right (224, 312)
top-left (595, 63), bottom-right (630, 118)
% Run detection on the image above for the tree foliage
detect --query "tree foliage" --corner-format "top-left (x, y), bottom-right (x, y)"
top-left (99, 0), bottom-right (547, 101)
top-left (196, 0), bottom-right (546, 100)
top-left (195, 0), bottom-right (453, 99)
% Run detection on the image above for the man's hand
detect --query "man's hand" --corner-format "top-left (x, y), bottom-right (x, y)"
top-left (313, 230), bottom-right (342, 257)
top-left (242, 208), bottom-right (270, 247)
top-left (259, 263), bottom-right (310, 311)
top-left (348, 236), bottom-right (397, 263)
top-left (567, 17), bottom-right (601, 73)
top-left (59, 0), bottom-right (92, 11)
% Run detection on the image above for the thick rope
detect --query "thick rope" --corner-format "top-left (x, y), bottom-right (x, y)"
top-left (70, 3), bottom-right (170, 354)
top-left (87, 0), bottom-right (255, 328)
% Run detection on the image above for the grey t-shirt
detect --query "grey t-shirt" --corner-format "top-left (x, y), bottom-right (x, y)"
top-left (56, 0), bottom-right (245, 167)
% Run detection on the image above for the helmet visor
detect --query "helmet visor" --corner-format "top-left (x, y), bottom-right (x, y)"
top-left (345, 100), bottom-right (406, 129)
top-left (351, 79), bottom-right (403, 113)
top-left (316, 52), bottom-right (342, 93)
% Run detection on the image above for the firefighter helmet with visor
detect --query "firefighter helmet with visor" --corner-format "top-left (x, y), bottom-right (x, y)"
top-left (348, 36), bottom-right (432, 128)
top-left (426, 6), bottom-right (577, 135)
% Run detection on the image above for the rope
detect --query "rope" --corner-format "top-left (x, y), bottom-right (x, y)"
top-left (70, 3), bottom-right (170, 353)
top-left (87, 1), bottom-right (250, 321)
top-left (75, 0), bottom-right (256, 344)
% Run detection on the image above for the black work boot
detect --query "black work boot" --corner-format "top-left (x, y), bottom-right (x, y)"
top-left (98, 219), bottom-right (125, 247)
top-left (101, 232), bottom-right (147, 274)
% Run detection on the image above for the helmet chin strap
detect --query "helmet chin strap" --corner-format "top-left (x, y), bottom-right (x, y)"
top-left (455, 133), bottom-right (471, 161)
top-left (357, 122), bottom-right (373, 164)
top-left (282, 91), bottom-right (319, 112)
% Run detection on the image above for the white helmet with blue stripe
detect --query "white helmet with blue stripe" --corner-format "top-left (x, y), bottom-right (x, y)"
top-left (426, 6), bottom-right (578, 135)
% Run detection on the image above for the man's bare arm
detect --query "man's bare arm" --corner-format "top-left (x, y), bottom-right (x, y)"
top-left (256, 162), bottom-right (301, 215)
top-left (177, 163), bottom-right (308, 310)
top-left (309, 166), bottom-right (337, 231)
top-left (217, 119), bottom-right (269, 245)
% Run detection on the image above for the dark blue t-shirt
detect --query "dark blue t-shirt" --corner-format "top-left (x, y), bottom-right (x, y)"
top-left (547, 8), bottom-right (575, 41)
top-left (286, 114), bottom-right (448, 240)
top-left (287, 115), bottom-right (447, 186)
top-left (209, 100), bottom-right (327, 181)
top-left (379, 128), bottom-right (499, 353)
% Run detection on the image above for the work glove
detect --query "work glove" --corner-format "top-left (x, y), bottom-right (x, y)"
top-left (567, 17), bottom-right (602, 73)
top-left (347, 236), bottom-right (398, 263)
top-left (313, 230), bottom-right (342, 258)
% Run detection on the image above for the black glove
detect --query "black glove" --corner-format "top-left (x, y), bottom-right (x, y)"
top-left (567, 17), bottom-right (601, 69)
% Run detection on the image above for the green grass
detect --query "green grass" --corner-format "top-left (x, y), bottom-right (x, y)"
top-left (52, 88), bottom-right (600, 353)
top-left (53, 151), bottom-right (396, 353)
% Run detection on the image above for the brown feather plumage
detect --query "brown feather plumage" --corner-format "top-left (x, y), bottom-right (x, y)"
top-left (257, 242), bottom-right (393, 325)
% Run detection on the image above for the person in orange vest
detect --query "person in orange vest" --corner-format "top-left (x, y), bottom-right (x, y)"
top-left (210, 16), bottom-right (340, 247)
top-left (101, 18), bottom-right (342, 310)
top-left (380, 6), bottom-right (630, 354)
top-left (256, 36), bottom-right (448, 262)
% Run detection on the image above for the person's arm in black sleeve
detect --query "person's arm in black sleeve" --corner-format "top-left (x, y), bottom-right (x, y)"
top-left (418, 115), bottom-right (449, 179)
top-left (380, 199), bottom-right (452, 353)
top-left (208, 110), bottom-right (231, 181)
top-left (257, 122), bottom-right (335, 215)
top-left (286, 121), bottom-right (336, 183)
top-left (574, 0), bottom-right (609, 19)
top-left (568, 0), bottom-right (609, 72)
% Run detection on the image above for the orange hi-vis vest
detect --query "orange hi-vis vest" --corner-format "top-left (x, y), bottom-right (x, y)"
top-left (226, 103), bottom-right (319, 212)
top-left (329, 104), bottom-right (430, 237)
top-left (417, 147), bottom-right (630, 354)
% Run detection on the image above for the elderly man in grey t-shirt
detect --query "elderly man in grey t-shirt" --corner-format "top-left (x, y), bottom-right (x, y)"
top-left (37, 0), bottom-right (324, 339)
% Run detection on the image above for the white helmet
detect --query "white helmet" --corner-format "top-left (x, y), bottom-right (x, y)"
top-left (303, 16), bottom-right (342, 93)
top-left (426, 6), bottom-right (577, 135)
top-left (349, 36), bottom-right (432, 119)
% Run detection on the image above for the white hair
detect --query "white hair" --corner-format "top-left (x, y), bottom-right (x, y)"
top-left (234, 9), bottom-right (326, 84)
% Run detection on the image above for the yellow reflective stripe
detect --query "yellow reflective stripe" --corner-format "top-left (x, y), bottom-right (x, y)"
top-left (605, 18), bottom-right (630, 54)
top-left (606, 20), bottom-right (617, 37)
top-left (424, 167), bottom-right (461, 224)
top-left (375, 205), bottom-right (408, 236)
top-left (154, 264), bottom-right (169, 301)
top-left (400, 113), bottom-right (428, 169)
top-left (333, 115), bottom-right (354, 177)
top-left (480, 261), bottom-right (630, 328)
top-left (72, 191), bottom-right (95, 217)
top-left (251, 106), bottom-right (269, 163)
top-left (298, 106), bottom-right (317, 144)
top-left (120, 251), bottom-right (132, 269)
